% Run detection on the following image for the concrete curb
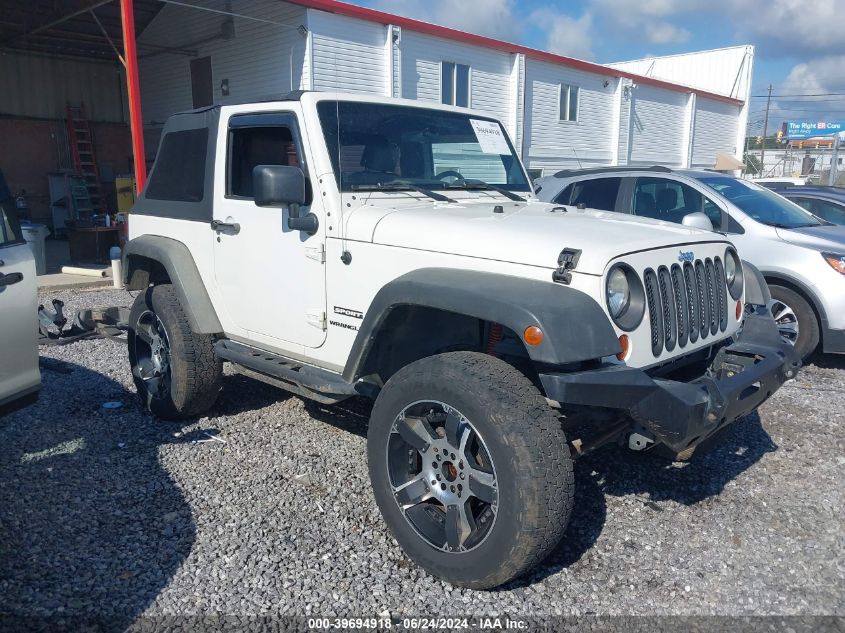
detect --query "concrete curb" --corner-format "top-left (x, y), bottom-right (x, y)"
top-left (37, 277), bottom-right (115, 291)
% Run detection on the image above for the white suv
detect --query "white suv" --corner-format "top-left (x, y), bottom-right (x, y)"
top-left (122, 93), bottom-right (797, 588)
top-left (536, 167), bottom-right (845, 359)
top-left (0, 197), bottom-right (40, 413)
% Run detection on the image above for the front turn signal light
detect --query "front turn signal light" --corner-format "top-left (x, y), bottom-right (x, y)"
top-left (736, 300), bottom-right (743, 321)
top-left (822, 252), bottom-right (845, 275)
top-left (523, 325), bottom-right (544, 346)
top-left (616, 334), bottom-right (631, 361)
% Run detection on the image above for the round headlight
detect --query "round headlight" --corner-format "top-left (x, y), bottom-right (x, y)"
top-left (725, 248), bottom-right (743, 299)
top-left (607, 268), bottom-right (630, 318)
top-left (725, 252), bottom-right (737, 284)
top-left (605, 264), bottom-right (645, 331)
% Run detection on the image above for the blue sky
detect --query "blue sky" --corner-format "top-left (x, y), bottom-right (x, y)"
top-left (350, 0), bottom-right (845, 134)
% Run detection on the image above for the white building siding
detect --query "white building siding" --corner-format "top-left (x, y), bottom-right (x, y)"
top-left (628, 85), bottom-right (688, 167)
top-left (523, 59), bottom-right (618, 174)
top-left (138, 0), bottom-right (308, 125)
top-left (134, 2), bottom-right (748, 177)
top-left (691, 97), bottom-right (741, 168)
top-left (609, 46), bottom-right (753, 101)
top-left (308, 11), bottom-right (387, 94)
top-left (397, 30), bottom-right (513, 130)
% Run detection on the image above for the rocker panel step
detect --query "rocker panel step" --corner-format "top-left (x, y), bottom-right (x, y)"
top-left (214, 339), bottom-right (359, 399)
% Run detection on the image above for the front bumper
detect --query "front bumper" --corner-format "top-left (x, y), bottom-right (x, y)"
top-left (540, 309), bottom-right (801, 453)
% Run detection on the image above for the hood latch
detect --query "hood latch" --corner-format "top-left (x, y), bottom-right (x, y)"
top-left (552, 248), bottom-right (581, 284)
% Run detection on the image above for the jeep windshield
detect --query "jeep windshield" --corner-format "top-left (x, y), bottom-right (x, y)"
top-left (697, 176), bottom-right (823, 229)
top-left (317, 101), bottom-right (531, 196)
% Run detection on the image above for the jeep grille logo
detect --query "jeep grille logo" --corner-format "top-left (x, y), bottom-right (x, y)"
top-left (678, 250), bottom-right (695, 262)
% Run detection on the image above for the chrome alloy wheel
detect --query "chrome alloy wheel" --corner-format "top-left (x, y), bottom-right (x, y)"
top-left (133, 310), bottom-right (172, 399)
top-left (386, 401), bottom-right (498, 553)
top-left (769, 298), bottom-right (800, 346)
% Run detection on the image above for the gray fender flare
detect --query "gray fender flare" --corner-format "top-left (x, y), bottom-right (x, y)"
top-left (742, 260), bottom-right (771, 307)
top-left (342, 268), bottom-right (620, 382)
top-left (122, 235), bottom-right (223, 334)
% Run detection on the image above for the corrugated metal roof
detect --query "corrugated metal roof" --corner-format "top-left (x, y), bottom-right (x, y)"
top-left (0, 0), bottom-right (163, 61)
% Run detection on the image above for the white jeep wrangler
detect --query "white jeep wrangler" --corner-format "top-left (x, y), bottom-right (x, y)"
top-left (123, 92), bottom-right (798, 589)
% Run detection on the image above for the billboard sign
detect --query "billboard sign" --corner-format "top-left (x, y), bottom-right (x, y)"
top-left (786, 120), bottom-right (845, 140)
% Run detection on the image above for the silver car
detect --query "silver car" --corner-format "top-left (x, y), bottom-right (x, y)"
top-left (535, 167), bottom-right (845, 359)
top-left (0, 199), bottom-right (40, 413)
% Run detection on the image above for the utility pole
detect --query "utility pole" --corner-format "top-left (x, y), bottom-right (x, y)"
top-left (760, 84), bottom-right (773, 177)
top-left (830, 133), bottom-right (841, 186)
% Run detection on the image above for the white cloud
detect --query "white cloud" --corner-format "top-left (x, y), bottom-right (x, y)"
top-left (732, 0), bottom-right (844, 58)
top-left (371, 0), bottom-right (522, 41)
top-left (748, 56), bottom-right (845, 133)
top-left (530, 8), bottom-right (595, 60)
top-left (644, 22), bottom-right (690, 45)
top-left (782, 59), bottom-right (842, 95)
top-left (589, 0), bottom-right (696, 45)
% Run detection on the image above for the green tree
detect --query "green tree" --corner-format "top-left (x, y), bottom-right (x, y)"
top-left (744, 153), bottom-right (762, 175)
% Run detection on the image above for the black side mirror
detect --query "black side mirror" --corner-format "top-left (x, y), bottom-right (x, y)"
top-left (252, 165), bottom-right (318, 234)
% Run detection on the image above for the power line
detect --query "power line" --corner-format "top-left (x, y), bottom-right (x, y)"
top-left (750, 92), bottom-right (845, 98)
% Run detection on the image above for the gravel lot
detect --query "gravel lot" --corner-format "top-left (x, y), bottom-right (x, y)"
top-left (1, 287), bottom-right (843, 621)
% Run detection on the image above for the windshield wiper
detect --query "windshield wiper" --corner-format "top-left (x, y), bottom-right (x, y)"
top-left (351, 182), bottom-right (456, 203)
top-left (446, 180), bottom-right (526, 202)
top-left (765, 221), bottom-right (820, 229)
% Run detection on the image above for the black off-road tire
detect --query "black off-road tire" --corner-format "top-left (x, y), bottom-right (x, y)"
top-left (769, 284), bottom-right (819, 360)
top-left (128, 284), bottom-right (222, 419)
top-left (367, 351), bottom-right (574, 589)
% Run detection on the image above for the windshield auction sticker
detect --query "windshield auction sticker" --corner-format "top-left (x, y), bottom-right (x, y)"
top-left (470, 119), bottom-right (511, 155)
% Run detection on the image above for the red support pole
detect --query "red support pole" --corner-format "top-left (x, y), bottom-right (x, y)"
top-left (120, 0), bottom-right (146, 191)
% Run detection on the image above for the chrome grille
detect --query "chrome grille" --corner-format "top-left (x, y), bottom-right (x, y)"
top-left (645, 255), bottom-right (728, 357)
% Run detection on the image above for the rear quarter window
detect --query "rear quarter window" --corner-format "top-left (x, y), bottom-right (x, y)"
top-left (145, 128), bottom-right (209, 202)
top-left (0, 199), bottom-right (23, 247)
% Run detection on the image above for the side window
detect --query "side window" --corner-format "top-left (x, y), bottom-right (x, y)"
top-left (810, 199), bottom-right (845, 224)
top-left (792, 197), bottom-right (814, 212)
top-left (442, 62), bottom-right (470, 108)
top-left (0, 199), bottom-right (24, 247)
top-left (228, 121), bottom-right (301, 199)
top-left (568, 177), bottom-right (621, 211)
top-left (559, 83), bottom-right (579, 122)
top-left (553, 183), bottom-right (575, 205)
top-left (632, 177), bottom-right (722, 229)
top-left (701, 196), bottom-right (724, 231)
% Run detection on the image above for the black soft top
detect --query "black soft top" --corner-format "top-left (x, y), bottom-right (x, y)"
top-left (131, 91), bottom-right (308, 223)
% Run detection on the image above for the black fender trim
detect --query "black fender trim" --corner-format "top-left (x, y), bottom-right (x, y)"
top-left (742, 260), bottom-right (770, 306)
top-left (342, 268), bottom-right (620, 382)
top-left (122, 235), bottom-right (223, 334)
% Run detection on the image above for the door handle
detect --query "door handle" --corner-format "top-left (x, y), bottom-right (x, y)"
top-left (0, 272), bottom-right (23, 287)
top-left (211, 219), bottom-right (241, 234)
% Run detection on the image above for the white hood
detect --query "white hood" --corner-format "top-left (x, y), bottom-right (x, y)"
top-left (344, 197), bottom-right (724, 275)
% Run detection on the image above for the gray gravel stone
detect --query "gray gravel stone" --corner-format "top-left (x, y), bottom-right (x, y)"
top-left (0, 287), bottom-right (842, 620)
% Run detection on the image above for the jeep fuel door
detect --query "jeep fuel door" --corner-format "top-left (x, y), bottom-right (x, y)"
top-left (213, 110), bottom-right (327, 348)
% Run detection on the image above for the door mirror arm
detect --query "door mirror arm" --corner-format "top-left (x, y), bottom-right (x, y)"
top-left (288, 203), bottom-right (319, 234)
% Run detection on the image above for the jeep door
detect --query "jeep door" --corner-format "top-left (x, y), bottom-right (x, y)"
top-left (0, 200), bottom-right (40, 411)
top-left (212, 110), bottom-right (327, 349)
